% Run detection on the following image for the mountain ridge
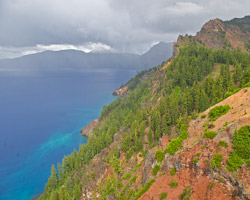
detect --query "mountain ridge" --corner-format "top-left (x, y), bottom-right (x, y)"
top-left (0, 42), bottom-right (173, 73)
top-left (38, 16), bottom-right (250, 200)
top-left (174, 16), bottom-right (250, 56)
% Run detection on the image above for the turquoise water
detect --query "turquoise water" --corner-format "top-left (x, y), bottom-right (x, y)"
top-left (0, 70), bottom-right (135, 199)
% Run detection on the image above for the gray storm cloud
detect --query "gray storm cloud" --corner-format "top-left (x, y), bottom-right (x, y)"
top-left (0, 0), bottom-right (250, 58)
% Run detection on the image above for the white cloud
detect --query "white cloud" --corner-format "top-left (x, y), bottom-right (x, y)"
top-left (0, 0), bottom-right (250, 59)
top-left (0, 43), bottom-right (115, 59)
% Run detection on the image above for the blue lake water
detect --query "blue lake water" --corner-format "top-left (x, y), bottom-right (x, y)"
top-left (0, 69), bottom-right (135, 200)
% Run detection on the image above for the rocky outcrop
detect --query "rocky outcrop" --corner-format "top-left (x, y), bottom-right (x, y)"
top-left (142, 151), bottom-right (153, 185)
top-left (175, 16), bottom-right (250, 52)
top-left (81, 119), bottom-right (99, 137)
top-left (112, 86), bottom-right (128, 96)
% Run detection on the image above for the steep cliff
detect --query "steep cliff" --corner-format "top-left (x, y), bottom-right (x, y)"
top-left (39, 16), bottom-right (250, 200)
top-left (174, 16), bottom-right (250, 56)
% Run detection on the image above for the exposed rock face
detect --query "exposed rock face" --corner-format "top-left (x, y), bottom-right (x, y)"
top-left (112, 85), bottom-right (128, 96)
top-left (81, 119), bottom-right (99, 137)
top-left (142, 151), bottom-right (153, 185)
top-left (139, 87), bottom-right (250, 200)
top-left (174, 16), bottom-right (250, 54)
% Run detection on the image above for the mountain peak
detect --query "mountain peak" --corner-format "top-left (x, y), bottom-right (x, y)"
top-left (174, 15), bottom-right (250, 55)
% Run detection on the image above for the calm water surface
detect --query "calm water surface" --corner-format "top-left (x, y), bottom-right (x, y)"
top-left (0, 69), bottom-right (135, 200)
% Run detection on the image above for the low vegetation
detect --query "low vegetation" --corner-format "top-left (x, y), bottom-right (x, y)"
top-left (165, 124), bottom-right (188, 155)
top-left (201, 114), bottom-right (206, 119)
top-left (211, 154), bottom-right (223, 169)
top-left (227, 126), bottom-right (250, 171)
top-left (180, 186), bottom-right (192, 200)
top-left (156, 150), bottom-right (165, 163)
top-left (160, 192), bottom-right (168, 200)
top-left (169, 180), bottom-right (178, 188)
top-left (170, 168), bottom-right (176, 176)
top-left (208, 105), bottom-right (230, 121)
top-left (203, 131), bottom-right (217, 139)
top-left (193, 157), bottom-right (198, 164)
top-left (218, 140), bottom-right (228, 148)
top-left (152, 164), bottom-right (160, 175)
top-left (134, 179), bottom-right (155, 200)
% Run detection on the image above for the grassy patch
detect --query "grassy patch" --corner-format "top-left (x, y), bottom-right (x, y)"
top-left (193, 157), bottom-right (198, 164)
top-left (211, 154), bottom-right (223, 169)
top-left (209, 105), bottom-right (230, 121)
top-left (160, 192), bottom-right (168, 200)
top-left (179, 186), bottom-right (192, 200)
top-left (156, 150), bottom-right (165, 163)
top-left (165, 124), bottom-right (188, 155)
top-left (209, 182), bottom-right (215, 189)
top-left (169, 180), bottom-right (178, 188)
top-left (121, 173), bottom-right (131, 180)
top-left (203, 131), bottom-right (217, 139)
top-left (134, 179), bottom-right (155, 200)
top-left (152, 164), bottom-right (160, 175)
top-left (170, 168), bottom-right (176, 176)
top-left (227, 126), bottom-right (250, 171)
top-left (201, 114), bottom-right (206, 119)
top-left (218, 140), bottom-right (228, 148)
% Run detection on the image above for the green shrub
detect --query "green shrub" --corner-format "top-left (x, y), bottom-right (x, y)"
top-left (169, 180), bottom-right (178, 188)
top-left (130, 175), bottom-right (138, 184)
top-left (203, 131), bottom-right (217, 139)
top-left (152, 164), bottom-right (160, 175)
top-left (208, 105), bottom-right (230, 121)
top-left (125, 190), bottom-right (134, 200)
top-left (219, 178), bottom-right (224, 183)
top-left (211, 154), bottom-right (223, 169)
top-left (243, 82), bottom-right (250, 88)
top-left (227, 152), bottom-right (244, 171)
top-left (201, 114), bottom-right (206, 119)
top-left (133, 162), bottom-right (142, 172)
top-left (165, 124), bottom-right (188, 155)
top-left (224, 88), bottom-right (241, 99)
top-left (156, 150), bottom-right (165, 163)
top-left (121, 173), bottom-right (131, 180)
top-left (179, 186), bottom-right (192, 200)
top-left (193, 157), bottom-right (198, 164)
top-left (160, 192), bottom-right (168, 200)
top-left (209, 182), bottom-right (215, 189)
top-left (170, 168), bottom-right (176, 176)
top-left (196, 152), bottom-right (201, 156)
top-left (218, 140), bottom-right (228, 148)
top-left (232, 126), bottom-right (250, 159)
top-left (134, 179), bottom-right (155, 200)
top-left (227, 126), bottom-right (250, 171)
top-left (246, 159), bottom-right (250, 167)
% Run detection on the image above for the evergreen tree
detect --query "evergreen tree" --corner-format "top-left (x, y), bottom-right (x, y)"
top-left (57, 163), bottom-right (64, 182)
top-left (48, 165), bottom-right (58, 191)
top-left (148, 128), bottom-right (153, 144)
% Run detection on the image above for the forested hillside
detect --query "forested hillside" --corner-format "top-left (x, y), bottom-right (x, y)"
top-left (39, 17), bottom-right (250, 200)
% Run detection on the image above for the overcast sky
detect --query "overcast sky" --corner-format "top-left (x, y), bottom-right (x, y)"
top-left (0, 0), bottom-right (249, 58)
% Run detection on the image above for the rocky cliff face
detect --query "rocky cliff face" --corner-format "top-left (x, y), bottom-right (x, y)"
top-left (174, 16), bottom-right (250, 55)
top-left (81, 119), bottom-right (99, 137)
top-left (139, 88), bottom-right (250, 200)
top-left (39, 15), bottom-right (250, 200)
top-left (80, 87), bottom-right (250, 200)
top-left (78, 16), bottom-right (250, 200)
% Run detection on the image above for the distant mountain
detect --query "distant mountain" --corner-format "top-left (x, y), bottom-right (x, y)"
top-left (140, 42), bottom-right (173, 69)
top-left (0, 42), bottom-right (173, 73)
top-left (174, 16), bottom-right (250, 55)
